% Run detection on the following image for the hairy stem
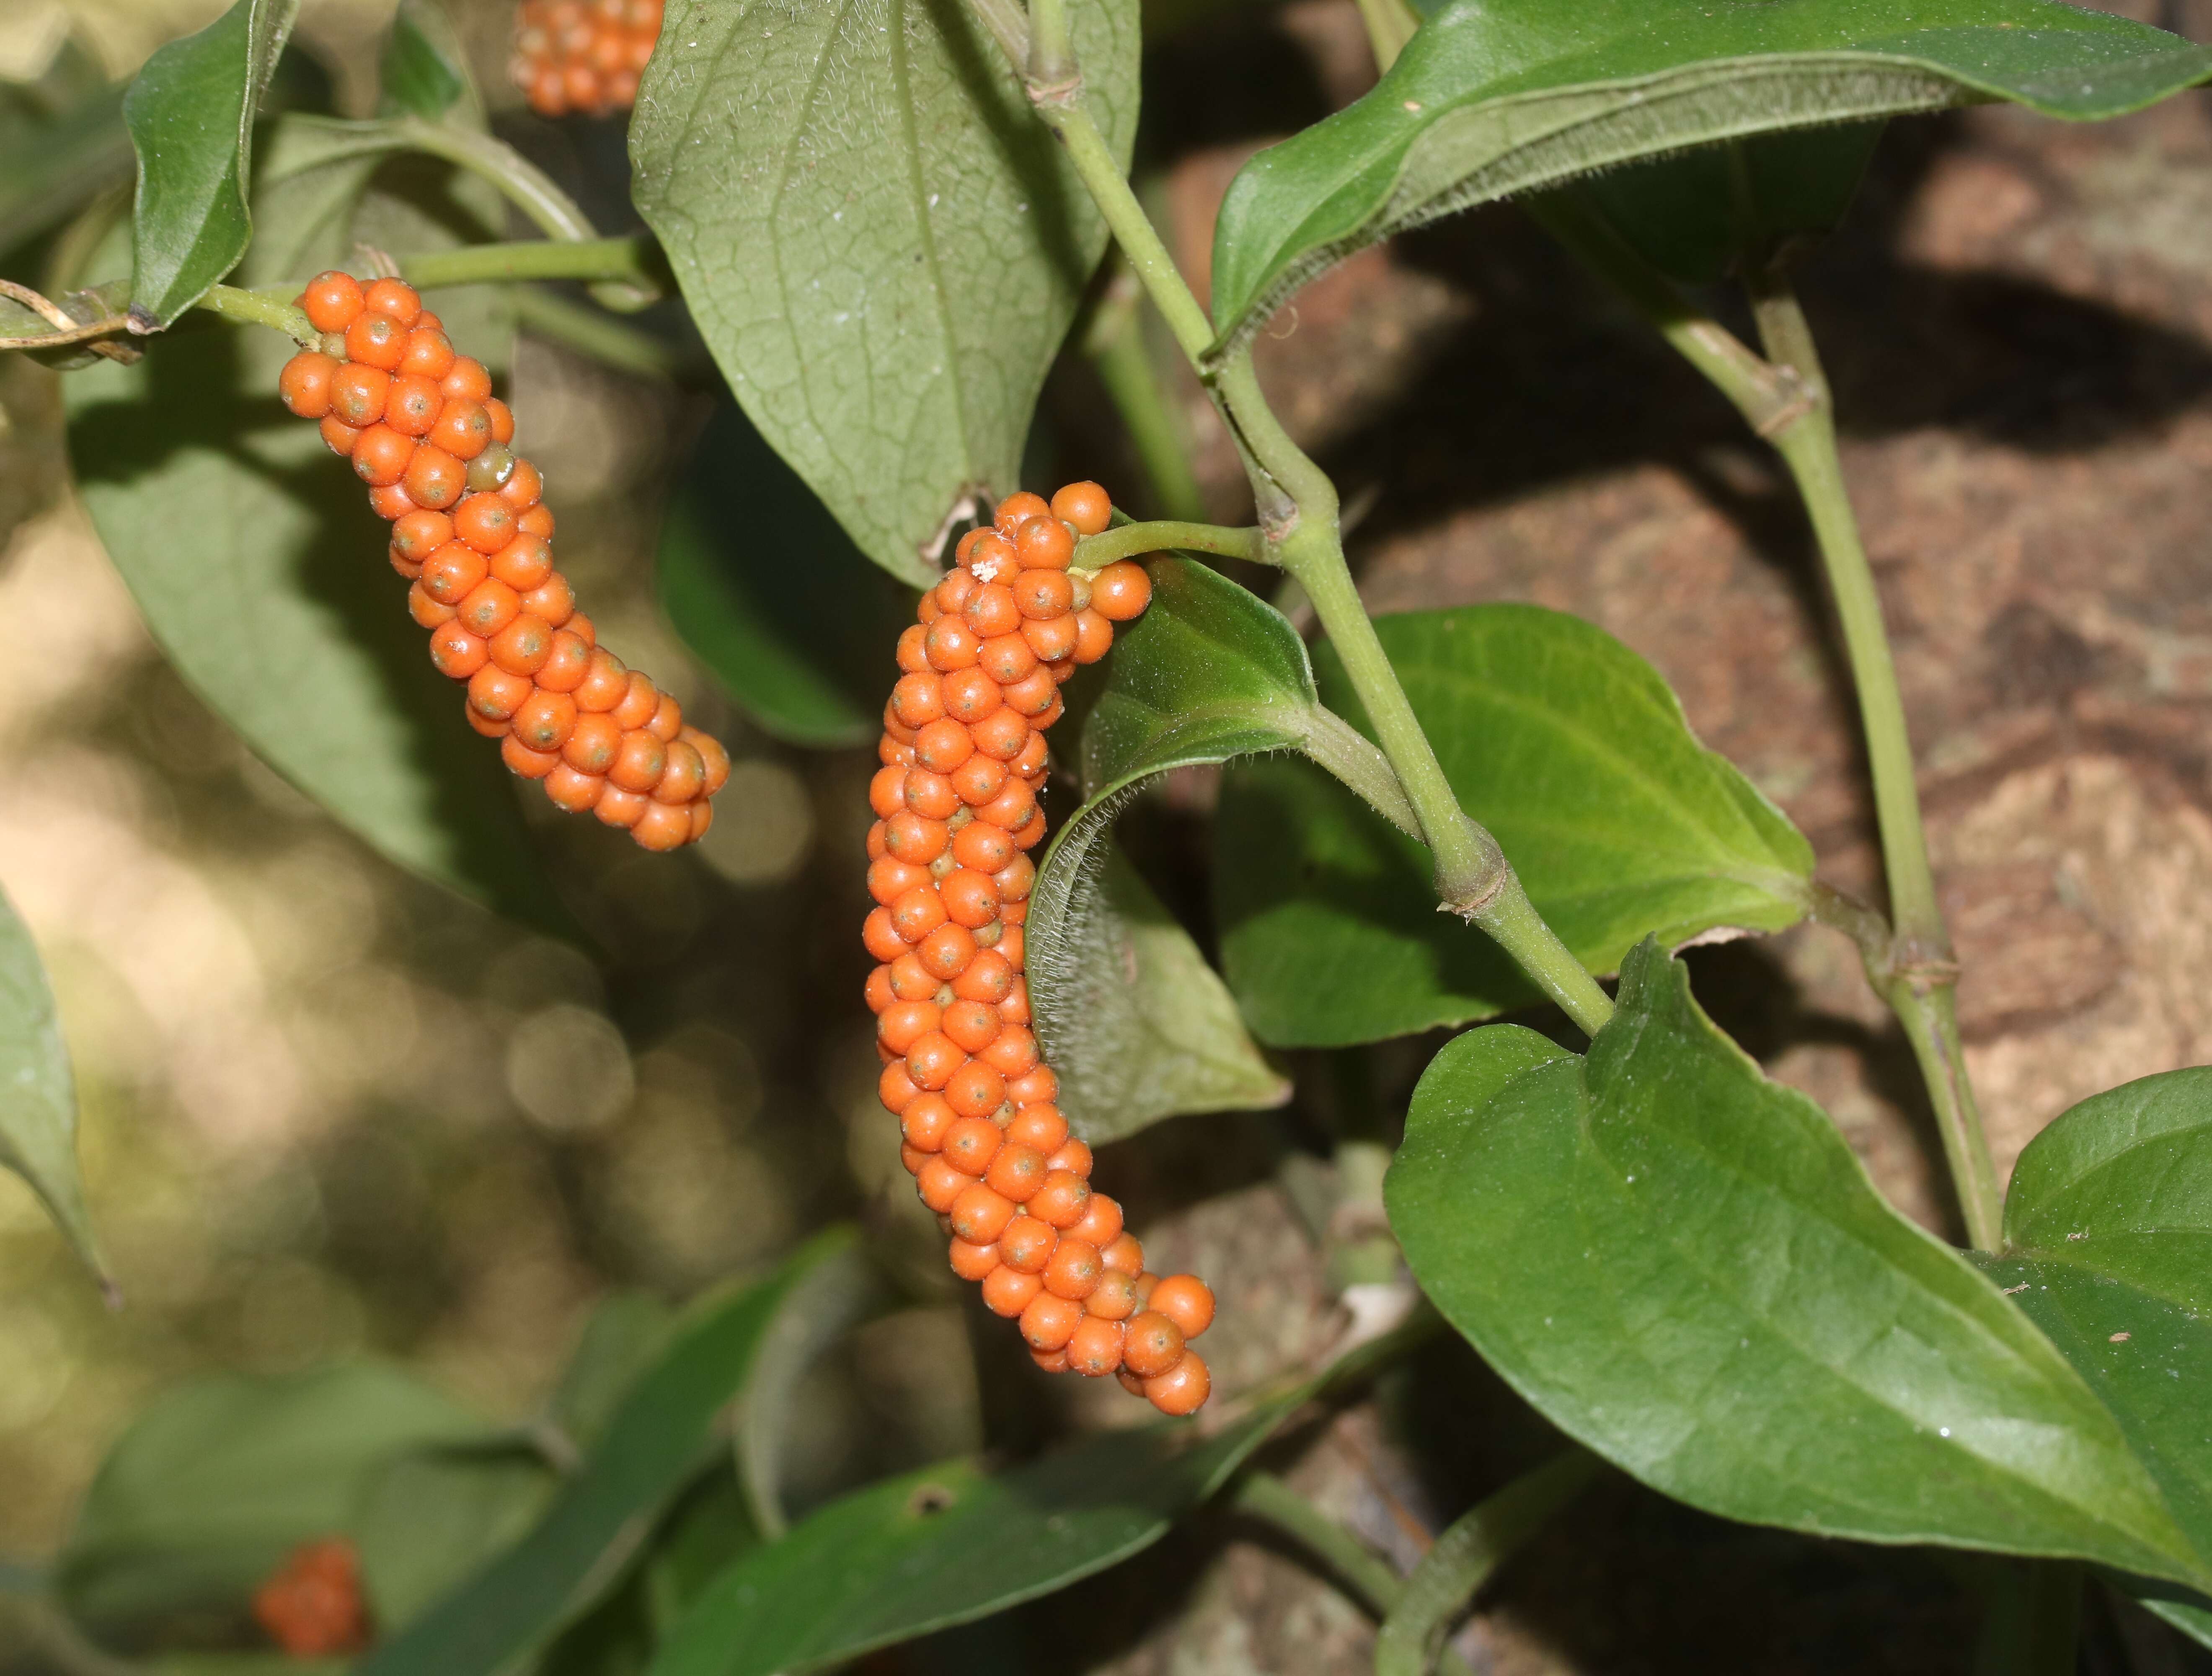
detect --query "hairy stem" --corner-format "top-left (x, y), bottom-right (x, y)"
top-left (1072, 520), bottom-right (1265, 568)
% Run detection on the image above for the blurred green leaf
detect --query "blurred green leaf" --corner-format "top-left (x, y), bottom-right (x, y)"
top-left (655, 404), bottom-right (918, 749)
top-left (1206, 0), bottom-right (2212, 355)
top-left (355, 1445), bottom-right (556, 1632)
top-left (647, 1394), bottom-right (1301, 1676)
top-left (1385, 943), bottom-right (2209, 1588)
top-left (0, 71), bottom-right (131, 261)
top-left (356, 1229), bottom-right (866, 1676)
top-left (1567, 123), bottom-right (1884, 285)
top-left (124, 0), bottom-right (300, 326)
top-left (731, 1236), bottom-right (887, 1539)
top-left (547, 1293), bottom-right (678, 1453)
top-left (1977, 1070), bottom-right (2212, 1635)
top-left (0, 880), bottom-right (101, 1277)
top-left (1217, 604), bottom-right (1812, 1047)
top-left (629, 0), bottom-right (1139, 586)
top-left (57, 1364), bottom-right (488, 1643)
top-left (380, 0), bottom-right (473, 121)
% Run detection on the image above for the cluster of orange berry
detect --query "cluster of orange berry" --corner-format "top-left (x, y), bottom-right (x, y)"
top-left (511, 0), bottom-right (660, 117)
top-left (868, 485), bottom-right (1217, 1415)
top-left (277, 271), bottom-right (726, 851)
top-left (251, 1538), bottom-right (369, 1657)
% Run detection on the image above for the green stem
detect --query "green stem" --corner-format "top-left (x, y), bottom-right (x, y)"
top-left (1073, 520), bottom-right (1264, 568)
top-left (1532, 192), bottom-right (2001, 1241)
top-left (1082, 256), bottom-right (1209, 521)
top-left (390, 116), bottom-right (658, 312)
top-left (1026, 0), bottom-right (1075, 84)
top-left (399, 233), bottom-right (663, 292)
top-left (1375, 1450), bottom-right (1601, 1676)
top-left (1351, 0), bottom-right (1421, 72)
top-left (1746, 269), bottom-right (2002, 1251)
top-left (1009, 17), bottom-right (1612, 1040)
top-left (194, 282), bottom-right (318, 344)
top-left (1234, 1472), bottom-right (1410, 1620)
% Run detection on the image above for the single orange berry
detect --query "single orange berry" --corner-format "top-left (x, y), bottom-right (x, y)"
top-left (950, 752), bottom-right (1008, 807)
top-left (900, 1093), bottom-right (957, 1151)
top-left (401, 327), bottom-right (455, 380)
top-left (951, 947), bottom-right (1014, 1004)
top-left (1014, 515), bottom-right (1074, 572)
top-left (1028, 1170), bottom-right (1090, 1230)
top-left (563, 713), bottom-right (624, 776)
top-left (939, 1115), bottom-right (1001, 1176)
top-left (1006, 1065), bottom-right (1055, 1106)
top-left (1099, 1232), bottom-right (1144, 1276)
top-left (1011, 569), bottom-right (1073, 620)
top-left (468, 663), bottom-right (534, 722)
top-left (943, 1058), bottom-right (1007, 1120)
top-left (993, 491), bottom-right (1052, 533)
top-left (942, 998), bottom-right (1003, 1054)
top-left (983, 1142), bottom-right (1046, 1203)
top-left (1022, 613), bottom-right (1080, 663)
top-left (456, 577), bottom-right (522, 639)
top-left (1072, 608), bottom-right (1114, 665)
top-left (279, 351), bottom-right (338, 418)
top-left (502, 735), bottom-right (561, 779)
top-left (1091, 560), bottom-right (1152, 622)
top-left (607, 729), bottom-right (667, 794)
top-left (982, 1264), bottom-right (1043, 1317)
top-left (630, 801), bottom-right (695, 850)
top-left (300, 271), bottom-right (365, 334)
top-left (430, 399), bottom-right (492, 459)
top-left (1145, 1350), bottom-right (1211, 1415)
top-left (510, 688), bottom-right (579, 754)
top-left (1005, 1104), bottom-right (1068, 1154)
top-left (948, 1237), bottom-right (1000, 1282)
top-left (904, 1032), bottom-right (965, 1091)
top-left (878, 1058), bottom-right (923, 1113)
top-left (440, 357), bottom-right (494, 403)
top-left (1085, 1270), bottom-right (1139, 1321)
top-left (1065, 1192), bottom-right (1124, 1250)
top-left (345, 312), bottom-right (409, 372)
top-left (362, 277), bottom-right (421, 325)
top-left (1049, 480), bottom-right (1112, 536)
top-left (1065, 1315), bottom-right (1125, 1377)
top-left (427, 621), bottom-right (488, 679)
top-left (915, 1156), bottom-right (969, 1214)
top-left (1043, 1237), bottom-right (1102, 1301)
top-left (1019, 1291), bottom-right (1084, 1351)
top-left (490, 532), bottom-right (553, 591)
top-left (1148, 1274), bottom-right (1216, 1340)
top-left (1122, 1311), bottom-right (1185, 1379)
top-left (949, 1182), bottom-right (1016, 1244)
top-left (916, 922), bottom-right (978, 981)
top-left (349, 424), bottom-right (415, 487)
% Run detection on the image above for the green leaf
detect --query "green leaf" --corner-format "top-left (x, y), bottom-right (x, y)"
top-left (380, 0), bottom-right (474, 121)
top-left (1385, 942), bottom-right (2208, 1588)
top-left (655, 403), bottom-right (918, 749)
top-left (124, 0), bottom-right (300, 327)
top-left (646, 1397), bottom-right (1299, 1676)
top-left (57, 1364), bottom-right (488, 1642)
top-left (355, 1444), bottom-right (556, 1632)
top-left (546, 1293), bottom-right (678, 1452)
top-left (628, 0), bottom-right (1140, 587)
top-left (0, 881), bottom-right (101, 1277)
top-left (0, 77), bottom-right (132, 261)
top-left (1028, 559), bottom-right (1341, 1141)
top-left (355, 1228), bottom-right (865, 1676)
top-left (1205, 0), bottom-right (2212, 356)
top-left (1217, 603), bottom-right (1813, 1047)
top-left (1977, 1070), bottom-right (2212, 1627)
top-left (1569, 123), bottom-right (1884, 285)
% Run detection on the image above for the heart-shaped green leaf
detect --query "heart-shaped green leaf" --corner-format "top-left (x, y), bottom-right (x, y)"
top-left (646, 1393), bottom-right (1301, 1676)
top-left (656, 404), bottom-right (919, 749)
top-left (628, 0), bottom-right (1139, 586)
top-left (1386, 941), bottom-right (2208, 1588)
top-left (1030, 558), bottom-right (1416, 1140)
top-left (1217, 603), bottom-right (1812, 1047)
top-left (1977, 1070), bottom-right (2212, 1640)
top-left (57, 1364), bottom-right (490, 1643)
top-left (356, 1228), bottom-right (864, 1676)
top-left (124, 0), bottom-right (300, 328)
top-left (0, 882), bottom-right (101, 1279)
top-left (1206, 0), bottom-right (2212, 356)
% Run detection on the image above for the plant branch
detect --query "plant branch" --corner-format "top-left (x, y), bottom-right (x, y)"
top-left (1073, 520), bottom-right (1265, 568)
top-left (996, 0), bottom-right (1611, 1039)
top-left (1351, 0), bottom-right (1421, 73)
top-left (1744, 265), bottom-right (2000, 1250)
top-left (1375, 1449), bottom-right (1601, 1676)
top-left (196, 282), bottom-right (319, 344)
top-left (399, 233), bottom-right (664, 292)
top-left (509, 287), bottom-right (703, 382)
top-left (1533, 194), bottom-right (2002, 1242)
top-left (1230, 1473), bottom-right (1483, 1676)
